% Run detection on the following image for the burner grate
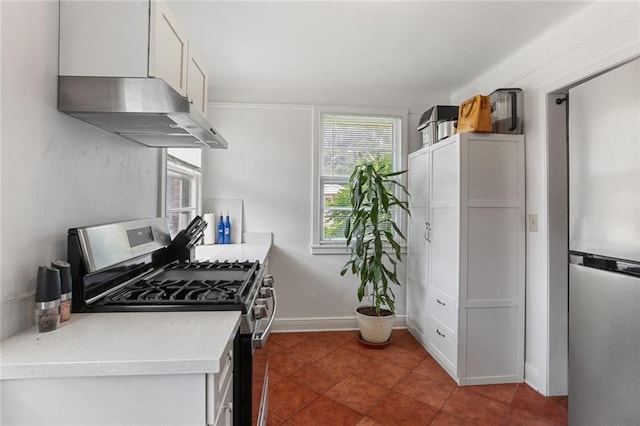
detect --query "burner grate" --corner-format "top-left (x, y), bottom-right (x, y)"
top-left (100, 260), bottom-right (261, 307)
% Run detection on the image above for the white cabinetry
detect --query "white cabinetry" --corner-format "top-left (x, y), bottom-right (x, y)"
top-left (408, 133), bottom-right (525, 385)
top-left (0, 312), bottom-right (240, 426)
top-left (208, 336), bottom-right (235, 426)
top-left (406, 147), bottom-right (430, 346)
top-left (2, 335), bottom-right (234, 426)
top-left (59, 0), bottom-right (208, 116)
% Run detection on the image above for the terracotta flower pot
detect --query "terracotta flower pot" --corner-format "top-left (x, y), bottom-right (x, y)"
top-left (355, 306), bottom-right (394, 343)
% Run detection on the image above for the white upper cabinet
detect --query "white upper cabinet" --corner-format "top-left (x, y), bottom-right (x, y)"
top-left (186, 44), bottom-right (209, 116)
top-left (149, 0), bottom-right (189, 96)
top-left (59, 0), bottom-right (207, 107)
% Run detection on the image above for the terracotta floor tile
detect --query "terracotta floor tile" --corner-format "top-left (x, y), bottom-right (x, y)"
top-left (268, 379), bottom-right (319, 420)
top-left (286, 396), bottom-right (363, 426)
top-left (318, 348), bottom-right (373, 374)
top-left (369, 391), bottom-right (439, 426)
top-left (308, 330), bottom-right (359, 347)
top-left (506, 407), bottom-right (564, 426)
top-left (511, 384), bottom-right (568, 425)
top-left (269, 369), bottom-right (286, 386)
top-left (466, 383), bottom-right (519, 405)
top-left (350, 358), bottom-right (410, 389)
top-left (269, 332), bottom-right (313, 348)
top-left (325, 375), bottom-right (389, 414)
top-left (356, 417), bottom-right (384, 426)
top-left (550, 396), bottom-right (568, 410)
top-left (413, 356), bottom-right (457, 386)
top-left (267, 410), bottom-right (286, 425)
top-left (264, 340), bottom-right (288, 357)
top-left (441, 388), bottom-right (510, 424)
top-left (341, 336), bottom-right (388, 357)
top-left (290, 337), bottom-right (339, 360)
top-left (429, 411), bottom-right (475, 425)
top-left (268, 351), bottom-right (314, 378)
top-left (392, 370), bottom-right (456, 409)
top-left (264, 331), bottom-right (568, 426)
top-left (393, 333), bottom-right (430, 356)
top-left (289, 363), bottom-right (350, 394)
top-left (367, 343), bottom-right (426, 370)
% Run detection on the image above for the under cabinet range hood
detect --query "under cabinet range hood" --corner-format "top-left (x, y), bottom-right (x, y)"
top-left (58, 76), bottom-right (228, 149)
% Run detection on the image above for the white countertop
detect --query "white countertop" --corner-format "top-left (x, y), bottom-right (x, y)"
top-left (194, 241), bottom-right (272, 264)
top-left (1, 240), bottom-right (273, 381)
top-left (0, 311), bottom-right (240, 380)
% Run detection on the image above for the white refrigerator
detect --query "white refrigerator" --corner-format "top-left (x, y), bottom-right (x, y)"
top-left (568, 58), bottom-right (640, 425)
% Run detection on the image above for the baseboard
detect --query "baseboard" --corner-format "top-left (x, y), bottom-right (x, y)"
top-left (524, 362), bottom-right (543, 393)
top-left (272, 315), bottom-right (407, 333)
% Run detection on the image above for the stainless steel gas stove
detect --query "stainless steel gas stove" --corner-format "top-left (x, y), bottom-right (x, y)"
top-left (67, 217), bottom-right (275, 426)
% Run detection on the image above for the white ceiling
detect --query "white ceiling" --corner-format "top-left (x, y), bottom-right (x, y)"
top-left (168, 1), bottom-right (590, 105)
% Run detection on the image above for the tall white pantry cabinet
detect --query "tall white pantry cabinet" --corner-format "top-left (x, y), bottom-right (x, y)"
top-left (407, 133), bottom-right (525, 385)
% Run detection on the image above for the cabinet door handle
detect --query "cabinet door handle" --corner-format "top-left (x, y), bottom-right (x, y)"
top-left (225, 402), bottom-right (233, 424)
top-left (437, 298), bottom-right (446, 306)
top-left (436, 328), bottom-right (446, 338)
top-left (424, 222), bottom-right (432, 243)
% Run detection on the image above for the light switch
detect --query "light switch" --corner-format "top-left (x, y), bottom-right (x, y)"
top-left (528, 214), bottom-right (539, 232)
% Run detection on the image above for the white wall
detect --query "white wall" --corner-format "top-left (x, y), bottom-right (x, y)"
top-left (450, 2), bottom-right (640, 395)
top-left (202, 102), bottom-right (426, 331)
top-left (0, 1), bottom-right (162, 339)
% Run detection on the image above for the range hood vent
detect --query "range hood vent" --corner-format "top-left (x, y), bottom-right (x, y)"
top-left (58, 76), bottom-right (228, 149)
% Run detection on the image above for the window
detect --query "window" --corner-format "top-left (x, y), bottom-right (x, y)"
top-left (165, 148), bottom-right (202, 237)
top-left (312, 107), bottom-right (407, 254)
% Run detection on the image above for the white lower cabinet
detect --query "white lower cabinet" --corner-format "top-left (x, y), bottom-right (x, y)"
top-left (2, 338), bottom-right (235, 426)
top-left (2, 374), bottom-right (207, 425)
top-left (409, 133), bottom-right (525, 386)
top-left (208, 335), bottom-right (234, 426)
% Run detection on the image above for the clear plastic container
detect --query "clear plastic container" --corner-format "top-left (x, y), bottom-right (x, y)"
top-left (36, 301), bottom-right (61, 333)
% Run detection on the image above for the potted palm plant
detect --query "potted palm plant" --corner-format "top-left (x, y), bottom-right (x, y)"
top-left (340, 161), bottom-right (410, 345)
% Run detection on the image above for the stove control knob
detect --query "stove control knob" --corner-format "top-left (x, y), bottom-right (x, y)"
top-left (253, 303), bottom-right (268, 320)
top-left (263, 275), bottom-right (274, 288)
top-left (259, 287), bottom-right (270, 298)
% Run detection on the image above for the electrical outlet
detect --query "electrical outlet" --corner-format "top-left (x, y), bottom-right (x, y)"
top-left (528, 214), bottom-right (539, 232)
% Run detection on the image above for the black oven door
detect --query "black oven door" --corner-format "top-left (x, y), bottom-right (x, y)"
top-left (234, 335), bottom-right (269, 426)
top-left (235, 281), bottom-right (276, 426)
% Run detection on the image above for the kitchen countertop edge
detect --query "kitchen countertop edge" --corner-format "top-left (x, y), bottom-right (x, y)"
top-left (0, 311), bottom-right (241, 381)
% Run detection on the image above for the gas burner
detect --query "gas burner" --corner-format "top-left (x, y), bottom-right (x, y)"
top-left (97, 260), bottom-right (261, 307)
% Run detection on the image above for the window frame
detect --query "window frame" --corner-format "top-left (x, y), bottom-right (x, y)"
top-left (311, 106), bottom-right (408, 255)
top-left (164, 149), bottom-right (202, 238)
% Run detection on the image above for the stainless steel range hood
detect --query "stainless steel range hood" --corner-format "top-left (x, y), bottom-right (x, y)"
top-left (58, 76), bottom-right (228, 149)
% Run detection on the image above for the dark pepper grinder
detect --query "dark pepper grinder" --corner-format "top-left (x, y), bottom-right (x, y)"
top-left (51, 260), bottom-right (72, 322)
top-left (35, 266), bottom-right (61, 332)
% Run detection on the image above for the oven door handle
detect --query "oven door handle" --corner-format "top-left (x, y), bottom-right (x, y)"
top-left (252, 286), bottom-right (277, 349)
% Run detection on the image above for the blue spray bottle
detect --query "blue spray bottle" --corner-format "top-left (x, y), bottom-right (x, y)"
top-left (223, 211), bottom-right (231, 244)
top-left (217, 212), bottom-right (224, 244)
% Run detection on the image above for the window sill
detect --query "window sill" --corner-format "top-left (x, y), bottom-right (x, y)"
top-left (310, 244), bottom-right (407, 255)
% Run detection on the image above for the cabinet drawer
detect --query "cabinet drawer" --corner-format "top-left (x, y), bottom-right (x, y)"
top-left (428, 317), bottom-right (458, 379)
top-left (206, 336), bottom-right (234, 425)
top-left (213, 377), bottom-right (233, 426)
top-left (429, 289), bottom-right (458, 340)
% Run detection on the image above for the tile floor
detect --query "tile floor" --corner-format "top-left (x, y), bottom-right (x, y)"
top-left (258, 329), bottom-right (568, 425)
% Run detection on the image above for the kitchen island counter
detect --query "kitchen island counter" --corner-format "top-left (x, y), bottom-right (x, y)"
top-left (0, 311), bottom-right (240, 380)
